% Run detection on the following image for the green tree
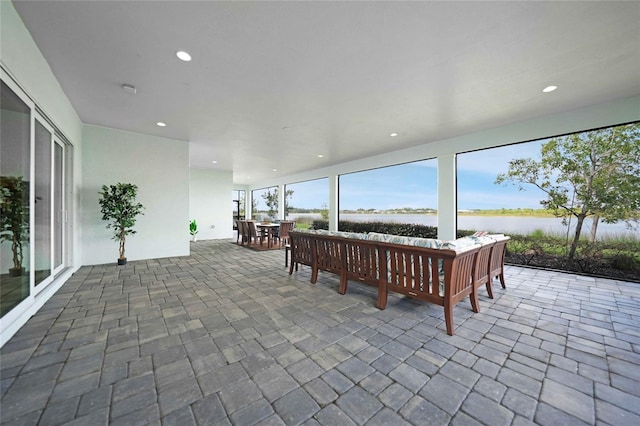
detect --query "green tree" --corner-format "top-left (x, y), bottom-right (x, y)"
top-left (0, 176), bottom-right (29, 274)
top-left (261, 188), bottom-right (294, 218)
top-left (98, 183), bottom-right (145, 262)
top-left (320, 203), bottom-right (329, 221)
top-left (496, 123), bottom-right (640, 259)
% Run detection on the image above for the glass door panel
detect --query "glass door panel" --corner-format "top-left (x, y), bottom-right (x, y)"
top-left (53, 141), bottom-right (64, 272)
top-left (0, 81), bottom-right (31, 317)
top-left (34, 119), bottom-right (52, 286)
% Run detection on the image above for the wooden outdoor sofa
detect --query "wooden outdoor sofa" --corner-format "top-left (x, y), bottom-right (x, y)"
top-left (288, 229), bottom-right (510, 335)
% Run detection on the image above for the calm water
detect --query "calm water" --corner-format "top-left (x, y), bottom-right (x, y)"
top-left (287, 213), bottom-right (638, 240)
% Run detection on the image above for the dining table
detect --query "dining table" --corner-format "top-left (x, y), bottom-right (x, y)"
top-left (256, 223), bottom-right (281, 248)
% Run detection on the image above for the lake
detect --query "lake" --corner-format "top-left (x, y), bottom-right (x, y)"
top-left (286, 213), bottom-right (638, 240)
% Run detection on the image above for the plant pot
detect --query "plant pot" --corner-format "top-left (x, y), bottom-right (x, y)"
top-left (192, 236), bottom-right (197, 242)
top-left (117, 258), bottom-right (127, 266)
top-left (9, 267), bottom-right (24, 277)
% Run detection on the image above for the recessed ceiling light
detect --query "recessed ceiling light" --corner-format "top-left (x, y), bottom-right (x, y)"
top-left (282, 127), bottom-right (289, 131)
top-left (318, 154), bottom-right (324, 158)
top-left (176, 51), bottom-right (192, 62)
top-left (390, 132), bottom-right (399, 137)
top-left (272, 169), bottom-right (277, 172)
top-left (211, 161), bottom-right (217, 164)
top-left (156, 122), bottom-right (166, 127)
top-left (542, 85), bottom-right (557, 93)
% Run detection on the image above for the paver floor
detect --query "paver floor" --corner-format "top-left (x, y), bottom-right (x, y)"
top-left (1, 239), bottom-right (639, 425)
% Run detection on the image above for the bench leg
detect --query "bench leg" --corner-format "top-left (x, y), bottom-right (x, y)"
top-left (469, 289), bottom-right (480, 313)
top-left (444, 302), bottom-right (454, 336)
top-left (498, 273), bottom-right (506, 289)
top-left (376, 282), bottom-right (388, 310)
top-left (485, 281), bottom-right (494, 299)
top-left (338, 273), bottom-right (348, 295)
top-left (310, 268), bottom-right (318, 284)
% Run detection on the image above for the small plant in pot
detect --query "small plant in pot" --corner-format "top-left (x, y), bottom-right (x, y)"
top-left (0, 176), bottom-right (29, 276)
top-left (98, 183), bottom-right (144, 265)
top-left (189, 219), bottom-right (198, 241)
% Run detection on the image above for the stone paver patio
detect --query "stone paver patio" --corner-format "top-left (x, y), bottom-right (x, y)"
top-left (1, 239), bottom-right (639, 425)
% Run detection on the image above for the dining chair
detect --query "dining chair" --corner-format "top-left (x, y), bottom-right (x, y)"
top-left (276, 221), bottom-right (294, 248)
top-left (246, 220), bottom-right (264, 245)
top-left (238, 220), bottom-right (248, 245)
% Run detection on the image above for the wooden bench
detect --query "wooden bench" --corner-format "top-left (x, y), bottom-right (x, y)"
top-left (288, 230), bottom-right (506, 335)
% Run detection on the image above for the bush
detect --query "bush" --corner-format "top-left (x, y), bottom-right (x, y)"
top-left (312, 220), bottom-right (439, 238)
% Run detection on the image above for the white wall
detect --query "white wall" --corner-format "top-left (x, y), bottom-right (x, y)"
top-left (1, 1), bottom-right (84, 347)
top-left (81, 125), bottom-right (190, 265)
top-left (189, 168), bottom-right (234, 240)
top-left (1, 0), bottom-right (84, 269)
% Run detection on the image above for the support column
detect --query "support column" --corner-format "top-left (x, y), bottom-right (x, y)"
top-left (278, 184), bottom-right (285, 220)
top-left (437, 154), bottom-right (457, 240)
top-left (329, 174), bottom-right (338, 231)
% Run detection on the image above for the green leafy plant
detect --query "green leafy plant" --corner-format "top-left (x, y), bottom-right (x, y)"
top-left (189, 219), bottom-right (198, 237)
top-left (98, 183), bottom-right (144, 264)
top-left (0, 176), bottom-right (29, 274)
top-left (496, 123), bottom-right (640, 259)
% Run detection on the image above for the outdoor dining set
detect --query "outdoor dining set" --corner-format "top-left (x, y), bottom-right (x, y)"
top-left (235, 219), bottom-right (295, 249)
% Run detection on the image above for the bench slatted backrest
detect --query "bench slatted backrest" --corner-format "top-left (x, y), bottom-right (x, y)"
top-left (382, 244), bottom-right (458, 306)
top-left (289, 231), bottom-right (315, 268)
top-left (489, 236), bottom-right (510, 282)
top-left (314, 234), bottom-right (343, 275)
top-left (343, 237), bottom-right (380, 286)
top-left (473, 241), bottom-right (495, 291)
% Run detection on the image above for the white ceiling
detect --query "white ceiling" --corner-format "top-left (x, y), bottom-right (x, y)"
top-left (12, 1), bottom-right (640, 185)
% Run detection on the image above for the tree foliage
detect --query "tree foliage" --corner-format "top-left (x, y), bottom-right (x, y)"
top-left (98, 183), bottom-right (144, 260)
top-left (496, 123), bottom-right (640, 259)
top-left (260, 187), bottom-right (294, 218)
top-left (0, 176), bottom-right (29, 271)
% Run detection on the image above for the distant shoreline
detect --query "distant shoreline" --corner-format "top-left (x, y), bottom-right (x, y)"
top-left (289, 208), bottom-right (558, 218)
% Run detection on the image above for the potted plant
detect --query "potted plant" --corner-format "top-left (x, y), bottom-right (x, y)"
top-left (189, 219), bottom-right (198, 241)
top-left (98, 183), bottom-right (144, 265)
top-left (0, 176), bottom-right (29, 276)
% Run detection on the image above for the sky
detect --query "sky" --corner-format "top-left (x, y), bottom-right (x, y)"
top-left (254, 139), bottom-right (551, 211)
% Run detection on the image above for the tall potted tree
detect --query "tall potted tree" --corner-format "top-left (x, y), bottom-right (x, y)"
top-left (0, 176), bottom-right (29, 276)
top-left (98, 183), bottom-right (144, 265)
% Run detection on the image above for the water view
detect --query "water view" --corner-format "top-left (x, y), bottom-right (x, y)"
top-left (287, 213), bottom-right (636, 240)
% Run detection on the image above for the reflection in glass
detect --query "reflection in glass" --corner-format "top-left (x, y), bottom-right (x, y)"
top-left (1, 81), bottom-right (31, 317)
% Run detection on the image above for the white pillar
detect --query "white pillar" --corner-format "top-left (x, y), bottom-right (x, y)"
top-left (278, 184), bottom-right (285, 220)
top-left (437, 154), bottom-right (457, 240)
top-left (329, 174), bottom-right (338, 231)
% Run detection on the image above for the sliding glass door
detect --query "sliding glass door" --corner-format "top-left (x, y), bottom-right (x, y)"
top-left (1, 75), bottom-right (69, 318)
top-left (34, 115), bottom-right (66, 290)
top-left (0, 80), bottom-right (31, 317)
